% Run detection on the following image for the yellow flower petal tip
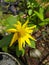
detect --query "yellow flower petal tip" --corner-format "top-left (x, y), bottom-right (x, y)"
top-left (7, 20), bottom-right (36, 50)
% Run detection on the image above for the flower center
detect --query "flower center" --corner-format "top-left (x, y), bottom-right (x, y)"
top-left (18, 28), bottom-right (26, 37)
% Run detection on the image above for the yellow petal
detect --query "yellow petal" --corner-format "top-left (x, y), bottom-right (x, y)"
top-left (22, 37), bottom-right (25, 47)
top-left (7, 29), bottom-right (17, 33)
top-left (18, 38), bottom-right (23, 50)
top-left (22, 20), bottom-right (28, 28)
top-left (9, 33), bottom-right (18, 47)
top-left (21, 37), bottom-right (25, 43)
top-left (26, 25), bottom-right (36, 29)
top-left (14, 21), bottom-right (21, 30)
top-left (27, 30), bottom-right (33, 33)
top-left (25, 38), bottom-right (31, 46)
top-left (27, 34), bottom-right (36, 41)
top-left (17, 21), bottom-right (21, 26)
top-left (23, 42), bottom-right (25, 47)
top-left (25, 28), bottom-right (33, 33)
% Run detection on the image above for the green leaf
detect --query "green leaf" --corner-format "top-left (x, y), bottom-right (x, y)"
top-left (39, 18), bottom-right (49, 26)
top-left (7, 15), bottom-right (18, 25)
top-left (21, 48), bottom-right (25, 56)
top-left (2, 46), bottom-right (8, 52)
top-left (4, 0), bottom-right (16, 2)
top-left (45, 18), bottom-right (49, 21)
top-left (16, 46), bottom-right (25, 57)
top-left (28, 9), bottom-right (32, 15)
top-left (16, 46), bottom-right (22, 57)
top-left (34, 8), bottom-right (44, 21)
top-left (3, 15), bottom-right (19, 29)
top-left (0, 34), bottom-right (13, 47)
top-left (39, 8), bottom-right (44, 18)
top-left (30, 40), bottom-right (36, 48)
top-left (0, 11), bottom-right (2, 17)
top-left (34, 11), bottom-right (44, 21)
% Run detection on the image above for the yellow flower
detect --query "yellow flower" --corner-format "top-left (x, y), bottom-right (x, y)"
top-left (7, 20), bottom-right (36, 50)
